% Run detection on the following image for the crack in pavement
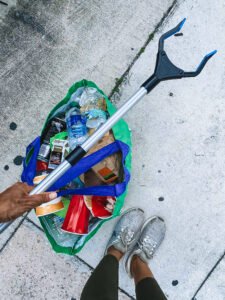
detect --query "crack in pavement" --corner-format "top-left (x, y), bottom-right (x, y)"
top-left (19, 217), bottom-right (136, 300)
top-left (191, 250), bottom-right (225, 299)
top-left (108, 0), bottom-right (178, 101)
top-left (1, 216), bottom-right (136, 299)
top-left (0, 1), bottom-right (182, 298)
top-left (0, 0), bottom-right (179, 250)
top-left (0, 214), bottom-right (27, 253)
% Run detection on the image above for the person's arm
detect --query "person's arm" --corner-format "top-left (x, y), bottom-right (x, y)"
top-left (0, 182), bottom-right (57, 222)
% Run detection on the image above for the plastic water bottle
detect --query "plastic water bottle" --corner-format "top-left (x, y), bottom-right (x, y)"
top-left (66, 106), bottom-right (88, 150)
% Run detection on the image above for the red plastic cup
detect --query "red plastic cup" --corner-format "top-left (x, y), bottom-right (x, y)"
top-left (91, 195), bottom-right (116, 218)
top-left (84, 195), bottom-right (116, 219)
top-left (62, 195), bottom-right (90, 235)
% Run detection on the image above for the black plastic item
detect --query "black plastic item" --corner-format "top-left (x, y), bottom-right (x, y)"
top-left (142, 18), bottom-right (217, 93)
top-left (66, 145), bottom-right (86, 165)
top-left (0, 1), bottom-right (8, 6)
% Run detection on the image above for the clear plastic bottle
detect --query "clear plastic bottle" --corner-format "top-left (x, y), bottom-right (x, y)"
top-left (66, 106), bottom-right (88, 150)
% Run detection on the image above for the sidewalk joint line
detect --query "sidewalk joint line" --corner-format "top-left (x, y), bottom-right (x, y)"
top-left (25, 216), bottom-right (136, 299)
top-left (191, 250), bottom-right (225, 299)
top-left (0, 214), bottom-right (27, 253)
top-left (109, 0), bottom-right (178, 100)
top-left (25, 217), bottom-right (44, 232)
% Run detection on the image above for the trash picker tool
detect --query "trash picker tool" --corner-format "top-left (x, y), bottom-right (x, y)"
top-left (0, 19), bottom-right (216, 232)
top-left (30, 18), bottom-right (216, 196)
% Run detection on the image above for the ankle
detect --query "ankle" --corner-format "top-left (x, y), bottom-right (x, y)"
top-left (131, 255), bottom-right (153, 283)
top-left (131, 255), bottom-right (143, 274)
top-left (107, 246), bottom-right (124, 261)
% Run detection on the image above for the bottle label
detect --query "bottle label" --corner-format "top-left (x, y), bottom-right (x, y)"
top-left (71, 125), bottom-right (87, 138)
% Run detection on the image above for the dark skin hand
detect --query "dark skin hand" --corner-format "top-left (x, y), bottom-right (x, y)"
top-left (0, 182), bottom-right (57, 222)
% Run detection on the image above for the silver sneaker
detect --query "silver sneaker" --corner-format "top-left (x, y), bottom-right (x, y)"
top-left (125, 216), bottom-right (166, 278)
top-left (105, 207), bottom-right (145, 255)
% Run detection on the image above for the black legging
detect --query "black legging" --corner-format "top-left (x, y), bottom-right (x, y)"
top-left (81, 254), bottom-right (167, 300)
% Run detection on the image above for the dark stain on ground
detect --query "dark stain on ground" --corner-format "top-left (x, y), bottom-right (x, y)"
top-left (9, 122), bottom-right (17, 130)
top-left (4, 165), bottom-right (9, 170)
top-left (13, 10), bottom-right (54, 42)
top-left (172, 280), bottom-right (179, 286)
top-left (13, 155), bottom-right (24, 166)
top-left (158, 170), bottom-right (161, 173)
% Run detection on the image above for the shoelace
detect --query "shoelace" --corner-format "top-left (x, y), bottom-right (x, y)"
top-left (138, 236), bottom-right (157, 258)
top-left (116, 227), bottom-right (135, 251)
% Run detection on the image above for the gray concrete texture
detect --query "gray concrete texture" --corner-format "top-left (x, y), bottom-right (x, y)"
top-left (0, 0), bottom-right (225, 299)
top-left (0, 220), bottom-right (130, 300)
top-left (72, 0), bottom-right (225, 298)
top-left (0, 0), bottom-right (174, 189)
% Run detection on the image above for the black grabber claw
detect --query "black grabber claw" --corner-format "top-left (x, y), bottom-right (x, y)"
top-left (142, 18), bottom-right (217, 93)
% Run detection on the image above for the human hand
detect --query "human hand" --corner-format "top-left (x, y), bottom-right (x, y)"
top-left (0, 182), bottom-right (57, 222)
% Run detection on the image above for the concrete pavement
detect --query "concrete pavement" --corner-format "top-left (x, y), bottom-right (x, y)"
top-left (0, 221), bottom-right (131, 300)
top-left (1, 0), bottom-right (225, 299)
top-left (0, 0), bottom-right (175, 299)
